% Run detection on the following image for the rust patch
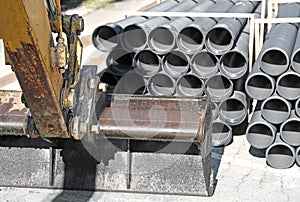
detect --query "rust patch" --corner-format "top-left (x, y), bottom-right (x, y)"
top-left (5, 43), bottom-right (69, 138)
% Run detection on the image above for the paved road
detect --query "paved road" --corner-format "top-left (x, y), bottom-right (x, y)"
top-left (1, 0), bottom-right (300, 201)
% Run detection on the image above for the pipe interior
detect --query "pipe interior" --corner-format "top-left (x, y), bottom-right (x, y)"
top-left (247, 124), bottom-right (274, 149)
top-left (281, 120), bottom-right (300, 145)
top-left (166, 51), bottom-right (188, 67)
top-left (148, 74), bottom-right (174, 96)
top-left (292, 51), bottom-right (300, 72)
top-left (220, 99), bottom-right (244, 111)
top-left (178, 75), bottom-right (203, 89)
top-left (99, 71), bottom-right (118, 86)
top-left (95, 26), bottom-right (118, 49)
top-left (222, 52), bottom-right (246, 68)
top-left (267, 144), bottom-right (294, 168)
top-left (107, 49), bottom-right (133, 75)
top-left (207, 28), bottom-right (232, 52)
top-left (123, 25), bottom-right (147, 49)
top-left (262, 50), bottom-right (287, 66)
top-left (212, 122), bottom-right (230, 133)
top-left (212, 122), bottom-right (232, 146)
top-left (135, 50), bottom-right (160, 76)
top-left (248, 75), bottom-right (272, 89)
top-left (278, 74), bottom-right (300, 88)
top-left (293, 51), bottom-right (300, 63)
top-left (192, 52), bottom-right (217, 67)
top-left (117, 72), bottom-right (145, 94)
top-left (178, 27), bottom-right (203, 50)
top-left (297, 149), bottom-right (300, 164)
top-left (264, 99), bottom-right (288, 112)
top-left (206, 76), bottom-right (231, 89)
top-left (149, 27), bottom-right (174, 51)
top-left (177, 75), bottom-right (203, 96)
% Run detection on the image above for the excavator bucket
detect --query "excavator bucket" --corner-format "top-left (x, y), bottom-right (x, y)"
top-left (0, 65), bottom-right (213, 196)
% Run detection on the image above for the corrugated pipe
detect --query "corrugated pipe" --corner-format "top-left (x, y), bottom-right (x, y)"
top-left (245, 62), bottom-right (275, 100)
top-left (162, 50), bottom-right (190, 79)
top-left (261, 94), bottom-right (291, 125)
top-left (115, 70), bottom-right (146, 94)
top-left (205, 74), bottom-right (233, 102)
top-left (177, 0), bottom-right (235, 55)
top-left (280, 110), bottom-right (300, 147)
top-left (106, 48), bottom-right (134, 76)
top-left (246, 110), bottom-right (276, 149)
top-left (92, 0), bottom-right (179, 52)
top-left (212, 118), bottom-right (232, 147)
top-left (148, 0), bottom-right (216, 55)
top-left (191, 50), bottom-right (219, 79)
top-left (147, 72), bottom-right (176, 96)
top-left (218, 91), bottom-right (247, 125)
top-left (133, 49), bottom-right (161, 78)
top-left (276, 69), bottom-right (300, 100)
top-left (121, 0), bottom-right (199, 52)
top-left (176, 74), bottom-right (204, 97)
top-left (266, 133), bottom-right (296, 169)
top-left (205, 1), bottom-right (258, 55)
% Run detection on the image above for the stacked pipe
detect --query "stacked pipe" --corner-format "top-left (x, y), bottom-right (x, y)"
top-left (246, 3), bottom-right (300, 169)
top-left (93, 0), bottom-right (260, 147)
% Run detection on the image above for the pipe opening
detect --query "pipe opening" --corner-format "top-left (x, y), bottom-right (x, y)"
top-left (122, 25), bottom-right (147, 50)
top-left (178, 27), bottom-right (203, 51)
top-left (177, 75), bottom-right (203, 96)
top-left (223, 52), bottom-right (246, 67)
top-left (219, 99), bottom-right (246, 124)
top-left (93, 25), bottom-right (119, 50)
top-left (262, 98), bottom-right (290, 124)
top-left (296, 99), bottom-right (300, 117)
top-left (267, 144), bottom-right (294, 169)
top-left (247, 123), bottom-right (274, 149)
top-left (116, 71), bottom-right (146, 94)
top-left (212, 122), bottom-right (232, 146)
top-left (148, 74), bottom-right (175, 96)
top-left (248, 75), bottom-right (272, 89)
top-left (149, 27), bottom-right (175, 53)
top-left (134, 50), bottom-right (160, 77)
top-left (163, 51), bottom-right (189, 78)
top-left (278, 74), bottom-right (300, 88)
top-left (206, 75), bottom-right (233, 102)
top-left (277, 74), bottom-right (300, 100)
top-left (191, 52), bottom-right (218, 78)
top-left (292, 51), bottom-right (300, 72)
top-left (206, 28), bottom-right (232, 54)
top-left (246, 74), bottom-right (274, 100)
top-left (206, 75), bottom-right (231, 89)
top-left (281, 120), bottom-right (300, 146)
top-left (261, 49), bottom-right (288, 75)
top-left (264, 99), bottom-right (288, 111)
top-left (99, 71), bottom-right (118, 86)
top-left (297, 148), bottom-right (300, 165)
top-left (107, 49), bottom-right (133, 76)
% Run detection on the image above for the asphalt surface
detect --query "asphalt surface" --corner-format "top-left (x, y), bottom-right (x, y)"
top-left (0, 0), bottom-right (300, 201)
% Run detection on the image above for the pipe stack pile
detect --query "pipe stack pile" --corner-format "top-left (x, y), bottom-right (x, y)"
top-left (93, 0), bottom-right (259, 147)
top-left (245, 3), bottom-right (300, 169)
